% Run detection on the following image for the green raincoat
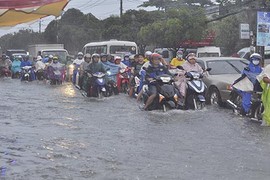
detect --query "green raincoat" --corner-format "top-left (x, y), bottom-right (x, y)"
top-left (257, 64), bottom-right (270, 126)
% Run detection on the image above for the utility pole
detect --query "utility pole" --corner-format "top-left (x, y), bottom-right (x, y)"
top-left (39, 19), bottom-right (41, 33)
top-left (120, 0), bottom-right (123, 18)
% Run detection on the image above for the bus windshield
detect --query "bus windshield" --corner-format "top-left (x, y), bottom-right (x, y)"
top-left (110, 45), bottom-right (137, 54)
top-left (85, 45), bottom-right (107, 54)
top-left (42, 51), bottom-right (67, 63)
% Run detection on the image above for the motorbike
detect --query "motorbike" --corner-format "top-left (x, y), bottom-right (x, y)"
top-left (185, 70), bottom-right (209, 110)
top-left (119, 67), bottom-right (131, 94)
top-left (85, 72), bottom-right (108, 98)
top-left (21, 66), bottom-right (33, 81)
top-left (227, 90), bottom-right (263, 122)
top-left (143, 74), bottom-right (179, 112)
top-left (226, 70), bottom-right (263, 122)
top-left (105, 69), bottom-right (119, 96)
top-left (36, 69), bottom-right (45, 81)
top-left (47, 65), bottom-right (65, 85)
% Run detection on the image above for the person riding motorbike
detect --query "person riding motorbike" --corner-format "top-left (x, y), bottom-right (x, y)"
top-left (0, 55), bottom-right (12, 77)
top-left (85, 53), bottom-right (107, 96)
top-left (11, 56), bottom-right (22, 78)
top-left (72, 52), bottom-right (84, 84)
top-left (144, 51), bottom-right (152, 62)
top-left (80, 53), bottom-right (91, 90)
top-left (20, 55), bottom-right (35, 80)
top-left (47, 56), bottom-right (65, 84)
top-left (232, 53), bottom-right (263, 116)
top-left (170, 50), bottom-right (185, 69)
top-left (35, 56), bottom-right (46, 80)
top-left (175, 53), bottom-right (204, 103)
top-left (129, 54), bottom-right (145, 97)
top-left (140, 53), bottom-right (171, 110)
top-left (122, 54), bottom-right (131, 67)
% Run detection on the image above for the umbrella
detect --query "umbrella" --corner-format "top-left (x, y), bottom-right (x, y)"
top-left (0, 0), bottom-right (69, 26)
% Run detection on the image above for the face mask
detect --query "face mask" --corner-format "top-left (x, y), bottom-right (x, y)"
top-left (177, 55), bottom-right (183, 59)
top-left (53, 60), bottom-right (58, 64)
top-left (252, 60), bottom-right (260, 65)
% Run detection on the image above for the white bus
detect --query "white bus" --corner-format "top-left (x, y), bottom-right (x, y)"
top-left (83, 40), bottom-right (138, 58)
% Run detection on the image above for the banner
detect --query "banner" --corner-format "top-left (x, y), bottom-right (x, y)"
top-left (257, 11), bottom-right (270, 46)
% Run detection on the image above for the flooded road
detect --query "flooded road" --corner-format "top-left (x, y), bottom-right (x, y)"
top-left (1, 78), bottom-right (270, 180)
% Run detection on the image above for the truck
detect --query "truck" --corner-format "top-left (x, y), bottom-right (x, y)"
top-left (28, 44), bottom-right (70, 64)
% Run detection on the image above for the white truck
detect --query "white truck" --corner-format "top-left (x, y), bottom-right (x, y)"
top-left (28, 44), bottom-right (70, 64)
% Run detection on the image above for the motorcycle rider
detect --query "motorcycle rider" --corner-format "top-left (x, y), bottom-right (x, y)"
top-left (176, 53), bottom-right (204, 102)
top-left (80, 53), bottom-right (91, 90)
top-left (0, 55), bottom-right (12, 77)
top-left (144, 51), bottom-right (152, 62)
top-left (129, 54), bottom-right (145, 97)
top-left (140, 53), bottom-right (171, 110)
top-left (35, 56), bottom-right (46, 80)
top-left (122, 54), bottom-right (131, 67)
top-left (85, 53), bottom-right (107, 96)
top-left (47, 56), bottom-right (65, 83)
top-left (11, 56), bottom-right (22, 78)
top-left (21, 55), bottom-right (35, 80)
top-left (72, 52), bottom-right (84, 84)
top-left (170, 50), bottom-right (185, 69)
top-left (234, 53), bottom-right (263, 116)
top-left (257, 64), bottom-right (270, 126)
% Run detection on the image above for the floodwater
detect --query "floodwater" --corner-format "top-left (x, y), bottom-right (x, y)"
top-left (1, 78), bottom-right (270, 180)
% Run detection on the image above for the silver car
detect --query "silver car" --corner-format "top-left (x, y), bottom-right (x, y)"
top-left (196, 57), bottom-right (249, 106)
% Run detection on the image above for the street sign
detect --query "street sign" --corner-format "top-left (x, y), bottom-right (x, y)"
top-left (240, 24), bottom-right (250, 39)
top-left (257, 11), bottom-right (270, 46)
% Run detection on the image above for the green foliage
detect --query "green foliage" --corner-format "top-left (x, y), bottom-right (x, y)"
top-left (138, 7), bottom-right (207, 48)
top-left (0, 29), bottom-right (45, 52)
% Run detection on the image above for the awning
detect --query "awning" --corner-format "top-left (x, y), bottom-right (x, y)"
top-left (0, 0), bottom-right (69, 27)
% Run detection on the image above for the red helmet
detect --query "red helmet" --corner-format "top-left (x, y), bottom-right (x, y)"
top-left (150, 53), bottom-right (162, 61)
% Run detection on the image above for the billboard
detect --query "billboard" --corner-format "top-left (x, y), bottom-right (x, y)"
top-left (257, 11), bottom-right (270, 46)
top-left (240, 24), bottom-right (250, 39)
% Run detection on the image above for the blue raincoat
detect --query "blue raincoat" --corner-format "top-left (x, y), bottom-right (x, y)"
top-left (237, 63), bottom-right (262, 113)
top-left (101, 61), bottom-right (120, 82)
top-left (21, 60), bottom-right (36, 80)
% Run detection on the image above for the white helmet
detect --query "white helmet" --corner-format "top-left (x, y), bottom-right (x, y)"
top-left (37, 56), bottom-right (42, 61)
top-left (78, 52), bottom-right (83, 56)
top-left (145, 51), bottom-right (152, 57)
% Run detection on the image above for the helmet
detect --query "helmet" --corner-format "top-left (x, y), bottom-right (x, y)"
top-left (129, 55), bottom-right (135, 60)
top-left (78, 52), bottom-right (83, 56)
top-left (37, 56), bottom-right (42, 61)
top-left (49, 55), bottom-right (53, 59)
top-left (114, 56), bottom-right (122, 62)
top-left (18, 55), bottom-right (22, 59)
top-left (186, 53), bottom-right (196, 61)
top-left (250, 53), bottom-right (262, 61)
top-left (100, 53), bottom-right (107, 58)
top-left (145, 51), bottom-right (152, 57)
top-left (177, 50), bottom-right (183, 55)
top-left (84, 53), bottom-right (91, 59)
top-left (92, 53), bottom-right (100, 59)
top-left (53, 56), bottom-right (58, 60)
top-left (150, 53), bottom-right (162, 61)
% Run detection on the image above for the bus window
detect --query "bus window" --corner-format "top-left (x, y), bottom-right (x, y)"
top-left (110, 46), bottom-right (137, 54)
top-left (86, 45), bottom-right (107, 54)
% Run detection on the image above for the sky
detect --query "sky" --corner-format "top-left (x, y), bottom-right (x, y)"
top-left (0, 0), bottom-right (155, 36)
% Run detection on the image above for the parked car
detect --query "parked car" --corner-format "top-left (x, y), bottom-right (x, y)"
top-left (196, 46), bottom-right (221, 58)
top-left (196, 57), bottom-right (249, 106)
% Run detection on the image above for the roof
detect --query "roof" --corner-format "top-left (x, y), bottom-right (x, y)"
top-left (0, 0), bottom-right (68, 27)
top-left (197, 57), bottom-right (247, 62)
top-left (84, 40), bottom-right (137, 47)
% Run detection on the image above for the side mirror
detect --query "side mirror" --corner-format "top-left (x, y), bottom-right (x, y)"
top-left (206, 68), bottom-right (212, 72)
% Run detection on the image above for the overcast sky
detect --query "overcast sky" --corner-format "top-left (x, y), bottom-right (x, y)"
top-left (0, 0), bottom-right (155, 36)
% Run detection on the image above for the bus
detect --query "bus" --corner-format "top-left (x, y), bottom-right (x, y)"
top-left (83, 40), bottom-right (138, 58)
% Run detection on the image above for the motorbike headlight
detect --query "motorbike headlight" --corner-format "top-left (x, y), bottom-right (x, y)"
top-left (107, 71), bottom-right (112, 76)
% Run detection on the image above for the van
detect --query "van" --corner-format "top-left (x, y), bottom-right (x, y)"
top-left (237, 46), bottom-right (270, 60)
top-left (196, 46), bottom-right (221, 57)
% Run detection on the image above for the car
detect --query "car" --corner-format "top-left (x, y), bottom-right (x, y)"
top-left (196, 57), bottom-right (249, 106)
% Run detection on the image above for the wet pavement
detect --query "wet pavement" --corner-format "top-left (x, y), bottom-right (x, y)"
top-left (1, 78), bottom-right (270, 180)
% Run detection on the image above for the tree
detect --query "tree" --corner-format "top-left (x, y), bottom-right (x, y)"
top-left (138, 7), bottom-right (207, 48)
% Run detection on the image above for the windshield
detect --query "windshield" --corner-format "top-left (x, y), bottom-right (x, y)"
top-left (85, 45), bottom-right (107, 55)
top-left (110, 45), bottom-right (137, 54)
top-left (207, 60), bottom-right (248, 75)
top-left (198, 53), bottom-right (219, 57)
top-left (42, 51), bottom-right (67, 63)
